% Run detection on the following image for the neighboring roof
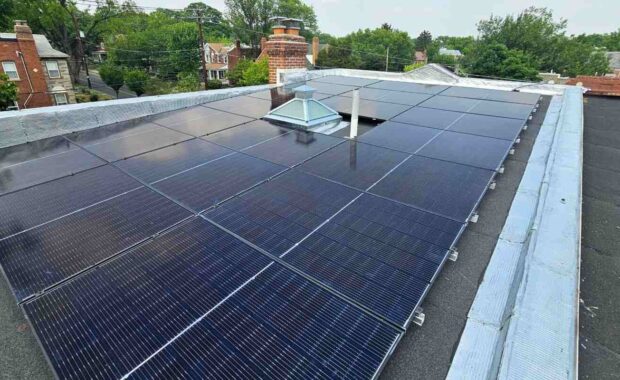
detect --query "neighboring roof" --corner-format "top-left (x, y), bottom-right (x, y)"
top-left (0, 33), bottom-right (69, 58)
top-left (439, 47), bottom-right (463, 57)
top-left (566, 75), bottom-right (620, 96)
top-left (607, 52), bottom-right (620, 70)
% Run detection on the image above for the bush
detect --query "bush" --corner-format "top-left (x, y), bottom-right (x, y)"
top-left (227, 59), bottom-right (253, 86)
top-left (208, 79), bottom-right (222, 89)
top-left (124, 69), bottom-right (148, 96)
top-left (89, 93), bottom-right (99, 102)
top-left (403, 62), bottom-right (425, 72)
top-left (98, 63), bottom-right (125, 98)
top-left (144, 77), bottom-right (175, 95)
top-left (240, 58), bottom-right (269, 86)
top-left (174, 72), bottom-right (200, 93)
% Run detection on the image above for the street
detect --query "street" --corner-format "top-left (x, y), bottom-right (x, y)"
top-left (77, 69), bottom-right (136, 99)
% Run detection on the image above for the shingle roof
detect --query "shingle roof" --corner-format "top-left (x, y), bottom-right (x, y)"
top-left (0, 33), bottom-right (69, 58)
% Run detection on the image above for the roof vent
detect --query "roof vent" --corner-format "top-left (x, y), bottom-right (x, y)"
top-left (263, 85), bottom-right (342, 130)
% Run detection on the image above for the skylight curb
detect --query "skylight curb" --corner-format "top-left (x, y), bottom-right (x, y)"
top-left (447, 87), bottom-right (583, 380)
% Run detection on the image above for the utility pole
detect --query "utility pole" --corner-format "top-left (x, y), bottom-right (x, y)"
top-left (69, 10), bottom-right (91, 88)
top-left (195, 10), bottom-right (209, 90)
top-left (385, 47), bottom-right (389, 72)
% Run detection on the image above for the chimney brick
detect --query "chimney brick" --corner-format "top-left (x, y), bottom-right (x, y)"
top-left (265, 31), bottom-right (308, 84)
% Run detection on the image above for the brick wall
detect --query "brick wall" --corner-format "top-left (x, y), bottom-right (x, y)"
top-left (566, 75), bottom-right (620, 96)
top-left (0, 22), bottom-right (52, 109)
top-left (265, 33), bottom-right (308, 84)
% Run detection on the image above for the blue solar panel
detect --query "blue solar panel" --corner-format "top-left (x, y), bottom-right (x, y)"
top-left (23, 217), bottom-right (273, 380)
top-left (417, 130), bottom-right (514, 171)
top-left (0, 165), bottom-right (140, 238)
top-left (358, 121), bottom-right (441, 154)
top-left (0, 187), bottom-right (191, 301)
top-left (370, 155), bottom-right (495, 222)
top-left (242, 130), bottom-right (344, 167)
top-left (203, 119), bottom-right (291, 150)
top-left (152, 106), bottom-right (253, 136)
top-left (0, 148), bottom-right (105, 195)
top-left (153, 153), bottom-right (286, 212)
top-left (205, 170), bottom-right (360, 255)
top-left (300, 140), bottom-right (409, 190)
top-left (126, 265), bottom-right (401, 380)
top-left (115, 139), bottom-right (233, 183)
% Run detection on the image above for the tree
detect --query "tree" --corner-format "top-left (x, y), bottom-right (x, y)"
top-left (381, 23), bottom-right (392, 31)
top-left (240, 58), bottom-right (269, 85)
top-left (174, 71), bottom-right (200, 92)
top-left (462, 43), bottom-right (540, 81)
top-left (316, 40), bottom-right (361, 69)
top-left (99, 63), bottom-right (125, 98)
top-left (227, 58), bottom-right (253, 86)
top-left (0, 73), bottom-right (18, 111)
top-left (415, 30), bottom-right (432, 51)
top-left (124, 69), bottom-right (148, 96)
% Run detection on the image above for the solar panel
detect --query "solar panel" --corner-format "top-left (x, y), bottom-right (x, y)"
top-left (203, 119), bottom-right (291, 150)
top-left (0, 165), bottom-right (140, 238)
top-left (418, 95), bottom-right (481, 113)
top-left (417, 130), bottom-right (514, 171)
top-left (0, 148), bottom-right (104, 195)
top-left (441, 86), bottom-right (540, 105)
top-left (115, 139), bottom-right (233, 183)
top-left (0, 136), bottom-right (75, 170)
top-left (125, 265), bottom-right (401, 380)
top-left (370, 155), bottom-right (495, 222)
top-left (153, 153), bottom-right (285, 212)
top-left (204, 95), bottom-right (273, 118)
top-left (320, 96), bottom-right (412, 120)
top-left (300, 140), bottom-right (409, 190)
top-left (358, 121), bottom-right (442, 154)
top-left (391, 107), bottom-right (464, 129)
top-left (247, 88), bottom-right (333, 101)
top-left (311, 75), bottom-right (380, 87)
top-left (305, 80), bottom-right (359, 95)
top-left (446, 113), bottom-right (526, 141)
top-left (341, 88), bottom-right (433, 106)
top-left (242, 130), bottom-right (344, 167)
top-left (23, 217), bottom-right (274, 380)
top-left (0, 187), bottom-right (191, 301)
top-left (152, 106), bottom-right (253, 136)
top-left (282, 193), bottom-right (465, 327)
top-left (439, 87), bottom-right (497, 100)
top-left (205, 170), bottom-right (360, 255)
top-left (467, 100), bottom-right (534, 120)
top-left (66, 119), bottom-right (161, 145)
top-left (81, 128), bottom-right (191, 162)
top-left (367, 80), bottom-right (449, 95)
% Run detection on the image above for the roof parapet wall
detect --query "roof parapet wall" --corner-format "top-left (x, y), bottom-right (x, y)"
top-left (447, 87), bottom-right (583, 380)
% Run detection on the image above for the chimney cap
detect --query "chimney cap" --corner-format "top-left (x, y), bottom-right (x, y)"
top-left (14, 20), bottom-right (28, 26)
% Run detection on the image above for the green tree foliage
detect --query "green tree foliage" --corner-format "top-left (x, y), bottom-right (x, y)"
top-left (227, 58), bottom-right (253, 86)
top-left (0, 73), bottom-right (18, 111)
top-left (403, 62), bottom-right (425, 72)
top-left (174, 71), bottom-right (200, 92)
top-left (317, 27), bottom-right (414, 71)
top-left (462, 43), bottom-right (540, 81)
top-left (124, 69), bottom-right (148, 96)
top-left (574, 29), bottom-right (620, 50)
top-left (415, 30), bottom-right (432, 51)
top-left (99, 63), bottom-right (125, 98)
top-left (240, 58), bottom-right (269, 85)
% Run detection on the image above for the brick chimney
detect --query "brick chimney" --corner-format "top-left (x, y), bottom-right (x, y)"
top-left (9, 20), bottom-right (52, 108)
top-left (312, 36), bottom-right (319, 65)
top-left (265, 18), bottom-right (308, 84)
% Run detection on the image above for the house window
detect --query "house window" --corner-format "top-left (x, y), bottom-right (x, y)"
top-left (218, 71), bottom-right (225, 79)
top-left (53, 93), bottom-right (68, 105)
top-left (210, 70), bottom-right (217, 79)
top-left (45, 61), bottom-right (61, 78)
top-left (2, 61), bottom-right (19, 80)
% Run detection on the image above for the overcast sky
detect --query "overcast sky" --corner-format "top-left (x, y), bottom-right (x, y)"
top-left (109, 0), bottom-right (619, 37)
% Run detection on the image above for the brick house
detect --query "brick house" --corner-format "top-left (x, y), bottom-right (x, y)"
top-left (203, 41), bottom-right (250, 84)
top-left (0, 20), bottom-right (76, 110)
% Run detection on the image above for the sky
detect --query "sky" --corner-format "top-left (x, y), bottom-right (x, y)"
top-left (104, 0), bottom-right (620, 37)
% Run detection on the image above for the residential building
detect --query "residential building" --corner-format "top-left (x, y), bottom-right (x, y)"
top-left (203, 40), bottom-right (250, 83)
top-left (91, 42), bottom-right (107, 63)
top-left (439, 47), bottom-right (463, 58)
top-left (0, 20), bottom-right (75, 109)
top-left (414, 50), bottom-right (428, 64)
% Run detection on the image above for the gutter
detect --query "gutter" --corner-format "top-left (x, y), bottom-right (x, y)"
top-left (17, 51), bottom-right (35, 109)
top-left (447, 87), bottom-right (583, 379)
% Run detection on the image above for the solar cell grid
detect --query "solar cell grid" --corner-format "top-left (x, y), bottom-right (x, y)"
top-left (0, 187), bottom-right (191, 301)
top-left (0, 136), bottom-right (75, 170)
top-left (152, 106), bottom-right (253, 136)
top-left (242, 130), bottom-right (344, 167)
top-left (446, 113), bottom-right (526, 141)
top-left (0, 148), bottom-right (105, 195)
top-left (391, 107), bottom-right (464, 129)
top-left (205, 170), bottom-right (360, 255)
top-left (441, 86), bottom-right (540, 105)
top-left (128, 264), bottom-right (401, 380)
top-left (203, 119), bottom-right (291, 150)
top-left (370, 155), bottom-right (495, 222)
top-left (115, 138), bottom-right (233, 183)
top-left (247, 88), bottom-right (333, 101)
top-left (320, 96), bottom-right (412, 120)
top-left (341, 88), bottom-right (433, 106)
top-left (467, 100), bottom-right (534, 120)
top-left (0, 165), bottom-right (140, 238)
top-left (23, 217), bottom-right (273, 380)
top-left (418, 95), bottom-right (481, 113)
top-left (153, 153), bottom-right (285, 212)
top-left (300, 140), bottom-right (410, 190)
top-left (312, 75), bottom-right (380, 87)
top-left (204, 96), bottom-right (273, 119)
top-left (416, 130), bottom-right (514, 171)
top-left (367, 80), bottom-right (449, 95)
top-left (358, 121), bottom-right (441, 154)
top-left (305, 80), bottom-right (358, 96)
top-left (66, 119), bottom-right (161, 146)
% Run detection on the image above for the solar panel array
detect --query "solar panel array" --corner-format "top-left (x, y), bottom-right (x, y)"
top-left (0, 75), bottom-right (539, 379)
